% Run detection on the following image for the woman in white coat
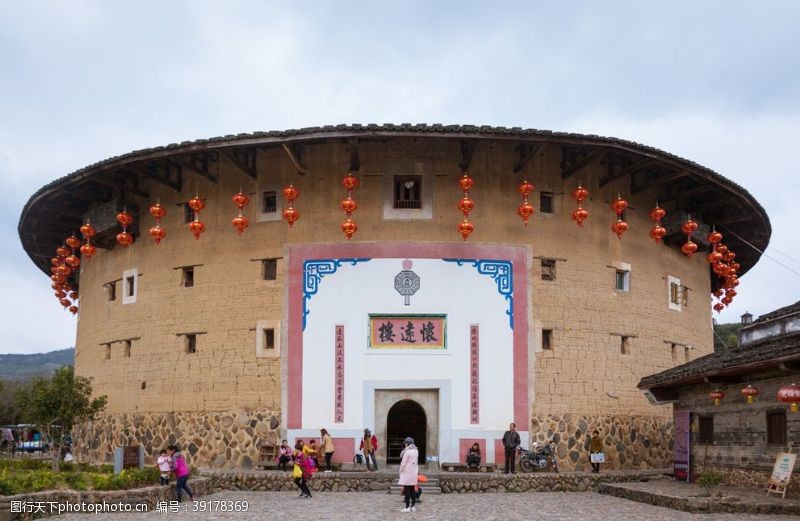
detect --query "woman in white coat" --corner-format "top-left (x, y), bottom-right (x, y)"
top-left (398, 437), bottom-right (419, 513)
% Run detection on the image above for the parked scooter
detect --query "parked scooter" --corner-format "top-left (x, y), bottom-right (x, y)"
top-left (519, 440), bottom-right (559, 473)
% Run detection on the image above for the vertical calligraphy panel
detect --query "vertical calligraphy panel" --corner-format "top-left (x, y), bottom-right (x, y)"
top-left (334, 325), bottom-right (345, 423)
top-left (470, 325), bottom-right (479, 424)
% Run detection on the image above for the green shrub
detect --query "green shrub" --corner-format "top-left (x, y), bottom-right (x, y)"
top-left (63, 472), bottom-right (88, 491)
top-left (0, 477), bottom-right (13, 495)
top-left (697, 469), bottom-right (724, 490)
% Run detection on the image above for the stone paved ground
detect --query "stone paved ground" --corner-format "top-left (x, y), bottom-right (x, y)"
top-left (59, 491), bottom-right (800, 521)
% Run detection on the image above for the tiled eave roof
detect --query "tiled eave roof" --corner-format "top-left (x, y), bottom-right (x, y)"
top-left (638, 332), bottom-right (800, 389)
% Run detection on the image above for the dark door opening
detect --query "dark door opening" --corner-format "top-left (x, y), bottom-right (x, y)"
top-left (386, 399), bottom-right (427, 464)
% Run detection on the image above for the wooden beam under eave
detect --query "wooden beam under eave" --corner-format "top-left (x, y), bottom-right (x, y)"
top-left (694, 197), bottom-right (737, 212)
top-left (630, 170), bottom-right (689, 195)
top-left (281, 144), bottom-right (306, 175)
top-left (459, 140), bottom-right (477, 173)
top-left (348, 138), bottom-right (360, 172)
top-left (174, 157), bottom-right (218, 184)
top-left (512, 143), bottom-right (541, 174)
top-left (674, 184), bottom-right (716, 199)
top-left (716, 214), bottom-right (754, 225)
top-left (132, 165), bottom-right (182, 192)
top-left (219, 149), bottom-right (257, 180)
top-left (561, 149), bottom-right (606, 179)
top-left (599, 158), bottom-right (652, 188)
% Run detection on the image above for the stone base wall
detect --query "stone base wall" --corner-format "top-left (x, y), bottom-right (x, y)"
top-left (74, 410), bottom-right (280, 469)
top-left (530, 414), bottom-right (672, 471)
top-left (713, 467), bottom-right (800, 496)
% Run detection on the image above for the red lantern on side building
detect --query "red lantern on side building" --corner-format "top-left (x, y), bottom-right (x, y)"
top-left (149, 225), bottom-right (167, 244)
top-left (458, 217), bottom-right (474, 241)
top-left (457, 173), bottom-right (475, 239)
top-left (649, 204), bottom-right (667, 244)
top-left (777, 383), bottom-right (800, 412)
top-left (741, 384), bottom-right (760, 404)
top-left (710, 389), bottom-right (726, 407)
top-left (571, 185), bottom-right (589, 228)
top-left (116, 209), bottom-right (134, 247)
top-left (341, 218), bottom-right (358, 240)
top-left (611, 195), bottom-right (628, 239)
top-left (282, 184), bottom-right (300, 228)
top-left (188, 218), bottom-right (205, 240)
top-left (517, 180), bottom-right (534, 226)
top-left (232, 213), bottom-right (249, 235)
top-left (341, 173), bottom-right (359, 240)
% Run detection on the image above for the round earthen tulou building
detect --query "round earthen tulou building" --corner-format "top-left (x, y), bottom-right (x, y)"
top-left (19, 124), bottom-right (770, 470)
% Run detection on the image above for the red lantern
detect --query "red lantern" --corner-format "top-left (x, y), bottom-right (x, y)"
top-left (283, 206), bottom-right (299, 227)
top-left (649, 206), bottom-right (666, 221)
top-left (722, 295), bottom-right (733, 306)
top-left (149, 225), bottom-right (166, 244)
top-left (188, 219), bottom-right (205, 240)
top-left (708, 230), bottom-right (722, 244)
top-left (710, 389), bottom-right (726, 406)
top-left (55, 290), bottom-right (66, 299)
top-left (51, 274), bottom-right (66, 284)
top-left (572, 185), bottom-right (589, 203)
top-left (518, 181), bottom-right (534, 197)
top-left (341, 218), bottom-right (358, 240)
top-left (707, 250), bottom-right (723, 264)
top-left (65, 235), bottom-right (81, 250)
top-left (717, 244), bottom-right (728, 256)
top-left (283, 185), bottom-right (299, 202)
top-left (712, 288), bottom-right (724, 298)
top-left (611, 196), bottom-right (628, 216)
top-left (69, 291), bottom-right (78, 300)
top-left (149, 202), bottom-right (166, 220)
top-left (80, 222), bottom-right (96, 238)
top-left (458, 196), bottom-right (474, 217)
top-left (59, 298), bottom-right (70, 308)
top-left (188, 196), bottom-right (205, 213)
top-left (232, 191), bottom-right (250, 209)
top-left (517, 202), bottom-right (534, 225)
top-left (56, 246), bottom-right (69, 258)
top-left (116, 231), bottom-right (133, 246)
top-left (116, 210), bottom-right (133, 227)
top-left (341, 197), bottom-right (358, 215)
top-left (458, 174), bottom-right (474, 192)
top-left (51, 257), bottom-right (64, 266)
top-left (572, 207), bottom-right (589, 227)
top-left (777, 383), bottom-right (800, 412)
top-left (56, 265), bottom-right (72, 277)
top-left (681, 240), bottom-right (698, 257)
top-left (458, 218), bottom-right (474, 241)
top-left (611, 219), bottom-right (628, 239)
top-left (649, 225), bottom-right (666, 243)
top-left (681, 218), bottom-right (698, 236)
top-left (741, 384), bottom-right (760, 404)
top-left (80, 243), bottom-right (96, 259)
top-left (69, 306), bottom-right (79, 315)
top-left (65, 255), bottom-right (80, 268)
top-left (726, 289), bottom-right (738, 298)
top-left (343, 172), bottom-right (359, 190)
top-left (232, 214), bottom-right (249, 235)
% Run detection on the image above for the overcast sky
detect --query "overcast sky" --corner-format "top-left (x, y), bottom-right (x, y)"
top-left (2, 1), bottom-right (799, 354)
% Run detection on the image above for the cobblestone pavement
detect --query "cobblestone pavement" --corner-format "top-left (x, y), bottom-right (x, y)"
top-left (59, 491), bottom-right (800, 521)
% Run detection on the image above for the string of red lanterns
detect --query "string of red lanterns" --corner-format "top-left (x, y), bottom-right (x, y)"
top-left (517, 180), bottom-right (534, 226)
top-left (710, 389), bottom-right (725, 407)
top-left (741, 384), bottom-right (759, 404)
top-left (649, 204), bottom-right (666, 244)
top-left (571, 184), bottom-right (589, 227)
top-left (188, 196), bottom-right (205, 240)
top-left (149, 201), bottom-right (167, 244)
top-left (283, 184), bottom-right (300, 227)
top-left (610, 195), bottom-right (628, 239)
top-left (457, 173), bottom-right (474, 240)
top-left (777, 383), bottom-right (800, 412)
top-left (116, 208), bottom-right (134, 246)
top-left (341, 172), bottom-right (359, 240)
top-left (232, 190), bottom-right (250, 235)
top-left (79, 221), bottom-right (97, 260)
top-left (680, 216), bottom-right (698, 257)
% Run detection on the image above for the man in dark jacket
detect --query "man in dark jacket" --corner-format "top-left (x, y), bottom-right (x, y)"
top-left (502, 422), bottom-right (521, 474)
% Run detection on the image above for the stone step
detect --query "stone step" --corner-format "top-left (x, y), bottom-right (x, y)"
top-left (388, 484), bottom-right (442, 495)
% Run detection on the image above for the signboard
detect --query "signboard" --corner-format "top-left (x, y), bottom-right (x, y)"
top-left (469, 325), bottom-right (479, 424)
top-left (767, 452), bottom-right (796, 499)
top-left (113, 445), bottom-right (143, 474)
top-left (673, 410), bottom-right (690, 481)
top-left (369, 314), bottom-right (446, 348)
top-left (334, 325), bottom-right (345, 423)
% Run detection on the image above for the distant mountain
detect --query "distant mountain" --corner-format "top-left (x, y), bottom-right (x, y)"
top-left (0, 348), bottom-right (74, 381)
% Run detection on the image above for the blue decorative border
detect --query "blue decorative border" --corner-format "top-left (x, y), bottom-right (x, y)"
top-left (303, 258), bottom-right (371, 330)
top-left (442, 259), bottom-right (514, 329)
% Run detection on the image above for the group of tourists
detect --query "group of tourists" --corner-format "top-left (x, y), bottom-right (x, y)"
top-left (155, 445), bottom-right (193, 502)
top-left (273, 428), bottom-right (336, 499)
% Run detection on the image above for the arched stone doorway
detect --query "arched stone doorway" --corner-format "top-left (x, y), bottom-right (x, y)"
top-left (386, 399), bottom-right (427, 464)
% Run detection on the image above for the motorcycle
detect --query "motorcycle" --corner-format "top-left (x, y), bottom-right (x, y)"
top-left (519, 440), bottom-right (559, 473)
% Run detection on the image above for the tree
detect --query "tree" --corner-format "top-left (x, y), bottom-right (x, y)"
top-left (0, 378), bottom-right (23, 425)
top-left (16, 366), bottom-right (107, 471)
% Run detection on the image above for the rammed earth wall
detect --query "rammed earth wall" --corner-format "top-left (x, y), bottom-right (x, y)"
top-left (530, 414), bottom-right (673, 472)
top-left (74, 410), bottom-right (281, 469)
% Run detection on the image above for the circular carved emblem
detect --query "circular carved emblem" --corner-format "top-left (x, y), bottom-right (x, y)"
top-left (395, 270), bottom-right (420, 304)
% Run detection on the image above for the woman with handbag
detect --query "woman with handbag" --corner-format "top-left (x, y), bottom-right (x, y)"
top-left (589, 430), bottom-right (603, 473)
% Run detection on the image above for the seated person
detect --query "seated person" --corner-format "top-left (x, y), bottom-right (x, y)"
top-left (466, 442), bottom-right (481, 468)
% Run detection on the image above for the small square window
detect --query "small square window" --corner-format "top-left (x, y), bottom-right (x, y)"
top-left (671, 343), bottom-right (678, 361)
top-left (542, 329), bottom-right (553, 350)
top-left (767, 410), bottom-right (787, 445)
top-left (620, 336), bottom-right (630, 355)
top-left (615, 270), bottom-right (630, 292)
top-left (185, 334), bottom-right (197, 354)
top-left (670, 282), bottom-right (681, 305)
top-left (262, 191), bottom-right (277, 214)
top-left (141, 381), bottom-right (146, 390)
top-left (104, 344), bottom-right (111, 360)
top-left (264, 328), bottom-right (275, 350)
top-left (106, 282), bottom-right (116, 301)
top-left (183, 203), bottom-right (194, 224)
top-left (393, 175), bottom-right (422, 209)
top-left (684, 346), bottom-right (691, 362)
top-left (262, 259), bottom-right (278, 281)
top-left (126, 276), bottom-right (135, 297)
top-left (182, 267), bottom-right (194, 288)
top-left (698, 416), bottom-right (714, 444)
top-left (541, 259), bottom-right (556, 281)
top-left (123, 340), bottom-right (131, 358)
top-left (540, 192), bottom-right (554, 213)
